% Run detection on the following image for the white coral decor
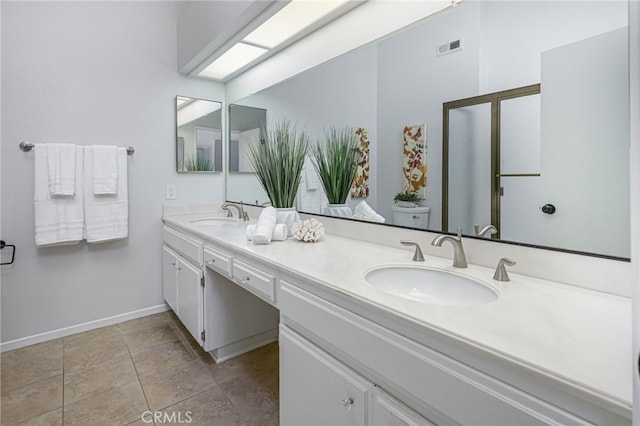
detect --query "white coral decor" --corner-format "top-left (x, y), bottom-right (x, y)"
top-left (292, 218), bottom-right (325, 242)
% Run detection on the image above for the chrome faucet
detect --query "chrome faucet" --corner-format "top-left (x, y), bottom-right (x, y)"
top-left (474, 224), bottom-right (498, 238)
top-left (431, 228), bottom-right (467, 268)
top-left (222, 202), bottom-right (249, 221)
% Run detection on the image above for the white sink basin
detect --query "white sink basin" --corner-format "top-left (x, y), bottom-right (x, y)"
top-left (190, 217), bottom-right (238, 225)
top-left (364, 266), bottom-right (498, 306)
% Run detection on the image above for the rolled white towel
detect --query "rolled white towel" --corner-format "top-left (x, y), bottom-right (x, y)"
top-left (246, 224), bottom-right (288, 241)
top-left (353, 200), bottom-right (385, 223)
top-left (253, 206), bottom-right (277, 244)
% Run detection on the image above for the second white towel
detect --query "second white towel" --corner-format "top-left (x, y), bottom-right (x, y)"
top-left (92, 145), bottom-right (118, 195)
top-left (246, 224), bottom-right (288, 242)
top-left (253, 207), bottom-right (277, 245)
top-left (84, 146), bottom-right (128, 243)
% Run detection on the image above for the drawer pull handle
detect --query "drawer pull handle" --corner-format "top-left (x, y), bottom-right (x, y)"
top-left (176, 267), bottom-right (182, 271)
top-left (206, 259), bottom-right (216, 264)
top-left (342, 397), bottom-right (354, 410)
top-left (241, 276), bottom-right (251, 285)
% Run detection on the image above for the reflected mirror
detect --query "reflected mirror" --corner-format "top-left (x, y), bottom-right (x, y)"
top-left (176, 96), bottom-right (223, 173)
top-left (226, 1), bottom-right (630, 259)
top-left (228, 104), bottom-right (267, 173)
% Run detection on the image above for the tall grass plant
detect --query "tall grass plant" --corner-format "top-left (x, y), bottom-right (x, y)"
top-left (247, 120), bottom-right (309, 208)
top-left (311, 127), bottom-right (359, 205)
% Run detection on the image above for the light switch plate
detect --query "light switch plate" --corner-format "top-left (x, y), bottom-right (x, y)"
top-left (166, 184), bottom-right (176, 200)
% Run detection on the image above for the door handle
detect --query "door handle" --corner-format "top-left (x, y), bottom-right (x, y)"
top-left (541, 204), bottom-right (556, 214)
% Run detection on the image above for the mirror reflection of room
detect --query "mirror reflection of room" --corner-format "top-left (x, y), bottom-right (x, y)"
top-left (226, 0), bottom-right (629, 259)
top-left (228, 104), bottom-right (267, 173)
top-left (176, 96), bottom-right (223, 173)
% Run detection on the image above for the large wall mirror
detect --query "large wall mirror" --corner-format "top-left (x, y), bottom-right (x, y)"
top-left (176, 96), bottom-right (223, 173)
top-left (226, 0), bottom-right (630, 259)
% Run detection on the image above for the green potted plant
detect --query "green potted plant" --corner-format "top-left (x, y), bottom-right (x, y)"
top-left (247, 120), bottom-right (309, 232)
top-left (394, 190), bottom-right (419, 207)
top-left (311, 126), bottom-right (360, 217)
top-left (184, 156), bottom-right (213, 172)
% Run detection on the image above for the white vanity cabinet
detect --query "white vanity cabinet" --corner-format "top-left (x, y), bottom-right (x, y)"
top-left (279, 280), bottom-right (603, 426)
top-left (162, 226), bottom-right (205, 345)
top-left (162, 225), bottom-right (279, 361)
top-left (160, 212), bottom-right (630, 425)
top-left (280, 324), bottom-right (435, 426)
top-left (202, 244), bottom-right (279, 361)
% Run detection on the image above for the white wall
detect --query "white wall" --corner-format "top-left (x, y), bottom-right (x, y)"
top-left (227, 44), bottom-right (379, 211)
top-left (479, 1), bottom-right (628, 93)
top-left (376, 2), bottom-right (481, 226)
top-left (0, 1), bottom-right (224, 345)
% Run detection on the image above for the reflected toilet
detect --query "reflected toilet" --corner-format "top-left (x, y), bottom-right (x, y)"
top-left (392, 206), bottom-right (430, 229)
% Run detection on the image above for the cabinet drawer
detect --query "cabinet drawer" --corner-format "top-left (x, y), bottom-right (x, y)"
top-left (163, 226), bottom-right (203, 266)
top-left (232, 259), bottom-right (275, 304)
top-left (279, 281), bottom-right (592, 426)
top-left (280, 325), bottom-right (369, 426)
top-left (204, 245), bottom-right (232, 278)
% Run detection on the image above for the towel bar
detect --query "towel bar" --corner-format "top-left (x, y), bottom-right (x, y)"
top-left (19, 141), bottom-right (134, 155)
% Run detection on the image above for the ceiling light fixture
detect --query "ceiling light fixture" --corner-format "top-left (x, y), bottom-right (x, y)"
top-left (196, 0), bottom-right (357, 81)
top-left (199, 42), bottom-right (268, 80)
top-left (243, 0), bottom-right (352, 49)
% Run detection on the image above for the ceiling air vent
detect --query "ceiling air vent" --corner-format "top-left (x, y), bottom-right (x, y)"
top-left (437, 39), bottom-right (462, 56)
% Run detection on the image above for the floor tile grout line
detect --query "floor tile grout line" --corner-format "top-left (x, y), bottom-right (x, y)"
top-left (125, 338), bottom-right (153, 424)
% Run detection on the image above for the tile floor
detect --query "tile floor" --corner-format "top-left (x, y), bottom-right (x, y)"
top-left (0, 311), bottom-right (279, 425)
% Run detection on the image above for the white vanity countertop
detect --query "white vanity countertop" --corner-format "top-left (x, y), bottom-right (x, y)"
top-left (163, 213), bottom-right (632, 416)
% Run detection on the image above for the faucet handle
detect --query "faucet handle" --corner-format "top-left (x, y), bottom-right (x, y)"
top-left (457, 227), bottom-right (463, 239)
top-left (493, 258), bottom-right (516, 282)
top-left (400, 241), bottom-right (425, 262)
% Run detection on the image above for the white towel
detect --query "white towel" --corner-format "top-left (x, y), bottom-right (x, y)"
top-left (253, 206), bottom-right (277, 245)
top-left (245, 224), bottom-right (288, 241)
top-left (34, 145), bottom-right (84, 246)
top-left (352, 200), bottom-right (386, 223)
top-left (46, 143), bottom-right (77, 196)
top-left (84, 147), bottom-right (128, 243)
top-left (92, 145), bottom-right (118, 195)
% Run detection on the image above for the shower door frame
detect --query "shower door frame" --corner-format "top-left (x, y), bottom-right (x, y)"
top-left (442, 83), bottom-right (541, 237)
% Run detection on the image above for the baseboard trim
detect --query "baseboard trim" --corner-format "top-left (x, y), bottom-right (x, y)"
top-left (0, 304), bottom-right (170, 352)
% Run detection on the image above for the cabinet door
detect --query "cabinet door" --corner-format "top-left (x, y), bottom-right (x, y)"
top-left (162, 245), bottom-right (178, 312)
top-left (176, 257), bottom-right (204, 345)
top-left (371, 387), bottom-right (435, 426)
top-left (280, 325), bottom-right (369, 426)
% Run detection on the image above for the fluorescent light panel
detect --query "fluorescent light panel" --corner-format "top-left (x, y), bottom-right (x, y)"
top-left (177, 100), bottom-right (221, 127)
top-left (199, 42), bottom-right (268, 80)
top-left (243, 0), bottom-right (352, 49)
top-left (198, 0), bottom-right (352, 80)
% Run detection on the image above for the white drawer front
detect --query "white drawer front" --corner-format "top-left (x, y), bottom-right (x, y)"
top-left (162, 226), bottom-right (203, 266)
top-left (232, 259), bottom-right (275, 303)
top-left (279, 281), bottom-right (593, 426)
top-left (280, 325), bottom-right (369, 426)
top-left (204, 246), bottom-right (232, 278)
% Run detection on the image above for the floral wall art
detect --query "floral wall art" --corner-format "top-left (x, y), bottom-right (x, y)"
top-left (351, 127), bottom-right (370, 198)
top-left (402, 124), bottom-right (427, 199)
